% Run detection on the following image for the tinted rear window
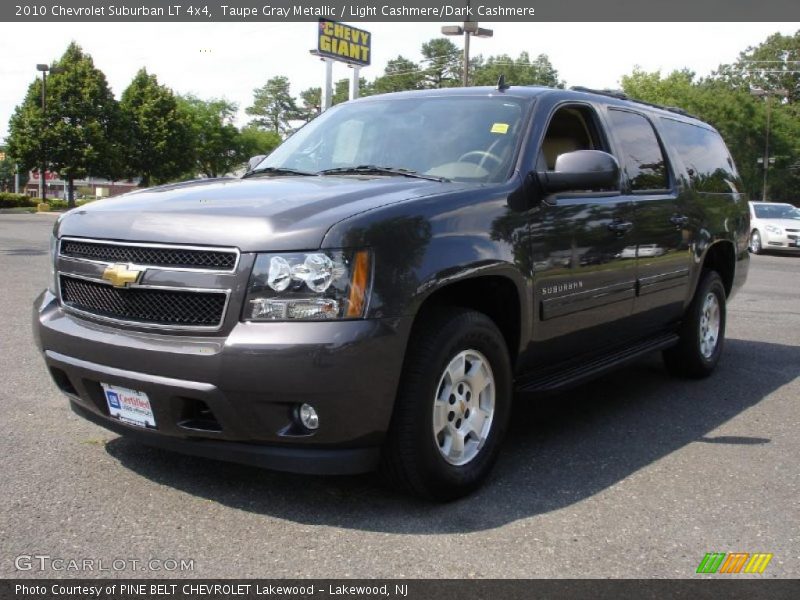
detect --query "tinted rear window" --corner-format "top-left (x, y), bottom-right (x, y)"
top-left (659, 118), bottom-right (740, 193)
top-left (608, 110), bottom-right (669, 192)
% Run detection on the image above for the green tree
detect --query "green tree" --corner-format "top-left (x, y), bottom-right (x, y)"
top-left (120, 68), bottom-right (193, 187)
top-left (471, 52), bottom-right (563, 88)
top-left (372, 55), bottom-right (425, 94)
top-left (298, 87), bottom-right (321, 121)
top-left (332, 78), bottom-right (373, 105)
top-left (332, 79), bottom-right (350, 105)
top-left (421, 38), bottom-right (461, 88)
top-left (6, 42), bottom-right (122, 206)
top-left (178, 95), bottom-right (244, 178)
top-left (0, 152), bottom-right (21, 192)
top-left (246, 76), bottom-right (302, 135)
top-left (239, 125), bottom-right (282, 161)
top-left (715, 31), bottom-right (800, 104)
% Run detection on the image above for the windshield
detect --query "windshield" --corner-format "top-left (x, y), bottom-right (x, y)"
top-left (253, 95), bottom-right (530, 183)
top-left (753, 203), bottom-right (800, 220)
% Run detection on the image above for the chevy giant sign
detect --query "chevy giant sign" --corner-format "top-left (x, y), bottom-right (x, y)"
top-left (317, 19), bottom-right (371, 66)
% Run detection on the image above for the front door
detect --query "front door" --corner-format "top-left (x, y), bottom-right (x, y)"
top-left (526, 103), bottom-right (639, 367)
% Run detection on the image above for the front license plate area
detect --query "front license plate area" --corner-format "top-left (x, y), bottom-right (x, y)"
top-left (101, 383), bottom-right (156, 429)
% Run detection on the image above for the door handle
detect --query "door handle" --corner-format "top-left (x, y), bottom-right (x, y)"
top-left (670, 214), bottom-right (689, 227)
top-left (607, 220), bottom-right (634, 234)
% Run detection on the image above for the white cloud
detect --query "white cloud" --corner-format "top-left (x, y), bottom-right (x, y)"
top-left (0, 21), bottom-right (796, 141)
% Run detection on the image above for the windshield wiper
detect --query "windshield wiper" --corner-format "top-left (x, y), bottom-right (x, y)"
top-left (317, 165), bottom-right (448, 182)
top-left (243, 166), bottom-right (317, 178)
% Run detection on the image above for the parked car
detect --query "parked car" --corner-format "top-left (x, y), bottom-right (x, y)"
top-left (33, 85), bottom-right (749, 500)
top-left (748, 201), bottom-right (800, 254)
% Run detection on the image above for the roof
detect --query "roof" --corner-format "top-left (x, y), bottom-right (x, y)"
top-left (353, 85), bottom-right (706, 127)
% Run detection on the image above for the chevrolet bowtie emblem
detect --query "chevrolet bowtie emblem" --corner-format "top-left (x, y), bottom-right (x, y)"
top-left (102, 263), bottom-right (144, 288)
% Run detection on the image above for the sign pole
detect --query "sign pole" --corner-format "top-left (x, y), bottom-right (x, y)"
top-left (322, 58), bottom-right (333, 111)
top-left (350, 65), bottom-right (361, 101)
top-left (316, 19), bottom-right (370, 108)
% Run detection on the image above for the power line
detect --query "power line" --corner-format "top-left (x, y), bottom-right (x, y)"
top-left (378, 60), bottom-right (555, 79)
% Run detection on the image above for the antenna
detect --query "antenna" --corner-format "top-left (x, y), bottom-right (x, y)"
top-left (497, 74), bottom-right (510, 91)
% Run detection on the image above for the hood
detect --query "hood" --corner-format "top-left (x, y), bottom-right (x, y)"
top-left (758, 218), bottom-right (800, 229)
top-left (57, 176), bottom-right (467, 251)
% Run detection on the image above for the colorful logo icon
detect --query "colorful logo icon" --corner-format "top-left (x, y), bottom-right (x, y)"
top-left (696, 552), bottom-right (773, 574)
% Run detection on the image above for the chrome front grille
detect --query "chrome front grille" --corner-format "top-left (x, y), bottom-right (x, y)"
top-left (60, 239), bottom-right (238, 271)
top-left (56, 238), bottom-right (240, 331)
top-left (60, 276), bottom-right (228, 328)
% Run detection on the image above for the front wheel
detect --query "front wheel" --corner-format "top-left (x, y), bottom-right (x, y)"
top-left (663, 270), bottom-right (727, 378)
top-left (381, 309), bottom-right (512, 501)
top-left (749, 230), bottom-right (762, 254)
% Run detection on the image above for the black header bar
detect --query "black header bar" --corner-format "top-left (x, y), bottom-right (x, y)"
top-left (4, 0), bottom-right (800, 22)
top-left (3, 579), bottom-right (800, 600)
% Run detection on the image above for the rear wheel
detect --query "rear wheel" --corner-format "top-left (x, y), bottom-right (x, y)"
top-left (663, 270), bottom-right (726, 378)
top-left (381, 309), bottom-right (512, 501)
top-left (749, 230), bottom-right (762, 254)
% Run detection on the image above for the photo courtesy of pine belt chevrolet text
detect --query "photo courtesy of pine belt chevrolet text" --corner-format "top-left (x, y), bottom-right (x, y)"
top-left (33, 84), bottom-right (750, 500)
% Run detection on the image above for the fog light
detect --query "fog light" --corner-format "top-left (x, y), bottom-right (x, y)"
top-left (298, 403), bottom-right (319, 430)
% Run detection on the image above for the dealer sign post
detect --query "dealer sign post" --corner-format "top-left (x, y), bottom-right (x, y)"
top-left (311, 18), bottom-right (372, 110)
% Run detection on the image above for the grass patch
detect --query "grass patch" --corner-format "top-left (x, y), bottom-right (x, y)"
top-left (0, 207), bottom-right (36, 214)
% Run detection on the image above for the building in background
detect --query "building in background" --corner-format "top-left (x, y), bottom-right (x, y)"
top-left (25, 170), bottom-right (139, 199)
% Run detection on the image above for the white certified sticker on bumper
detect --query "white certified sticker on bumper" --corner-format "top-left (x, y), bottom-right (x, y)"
top-left (101, 383), bottom-right (156, 429)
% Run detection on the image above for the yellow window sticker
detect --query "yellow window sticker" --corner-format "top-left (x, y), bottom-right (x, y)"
top-left (491, 123), bottom-right (509, 134)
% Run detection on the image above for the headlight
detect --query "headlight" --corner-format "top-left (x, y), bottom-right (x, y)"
top-left (244, 250), bottom-right (372, 321)
top-left (47, 233), bottom-right (58, 294)
top-left (765, 224), bottom-right (782, 235)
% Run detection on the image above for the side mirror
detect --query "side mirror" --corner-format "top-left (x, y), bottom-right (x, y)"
top-left (538, 150), bottom-right (620, 193)
top-left (246, 155), bottom-right (266, 172)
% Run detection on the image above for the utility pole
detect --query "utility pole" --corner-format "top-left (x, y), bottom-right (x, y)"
top-left (750, 87), bottom-right (788, 202)
top-left (441, 1), bottom-right (493, 87)
top-left (36, 63), bottom-right (51, 200)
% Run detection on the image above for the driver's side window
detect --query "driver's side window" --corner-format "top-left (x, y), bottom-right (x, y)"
top-left (538, 105), bottom-right (605, 171)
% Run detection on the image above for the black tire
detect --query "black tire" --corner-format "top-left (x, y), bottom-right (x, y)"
top-left (749, 229), bottom-right (762, 254)
top-left (663, 270), bottom-right (727, 378)
top-left (381, 308), bottom-right (512, 501)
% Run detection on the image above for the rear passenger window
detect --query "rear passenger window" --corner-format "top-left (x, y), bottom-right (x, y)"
top-left (608, 110), bottom-right (669, 192)
top-left (659, 118), bottom-right (740, 193)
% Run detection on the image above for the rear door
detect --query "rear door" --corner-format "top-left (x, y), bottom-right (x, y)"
top-left (605, 108), bottom-right (692, 330)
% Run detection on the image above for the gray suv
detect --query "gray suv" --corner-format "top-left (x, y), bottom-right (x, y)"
top-left (33, 85), bottom-right (749, 500)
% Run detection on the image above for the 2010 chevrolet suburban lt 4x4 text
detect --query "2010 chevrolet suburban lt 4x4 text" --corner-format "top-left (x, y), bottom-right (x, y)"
top-left (33, 85), bottom-right (749, 500)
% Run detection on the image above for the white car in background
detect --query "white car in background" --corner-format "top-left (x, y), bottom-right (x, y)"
top-left (748, 201), bottom-right (800, 254)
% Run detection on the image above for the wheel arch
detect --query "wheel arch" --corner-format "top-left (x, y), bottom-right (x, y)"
top-left (701, 240), bottom-right (736, 297)
top-left (410, 273), bottom-right (525, 367)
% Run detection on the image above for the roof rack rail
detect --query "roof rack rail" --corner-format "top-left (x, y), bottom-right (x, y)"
top-left (570, 86), bottom-right (629, 100)
top-left (569, 86), bottom-right (699, 120)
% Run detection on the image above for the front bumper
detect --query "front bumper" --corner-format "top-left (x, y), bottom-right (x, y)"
top-left (33, 290), bottom-right (412, 475)
top-left (763, 229), bottom-right (800, 251)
